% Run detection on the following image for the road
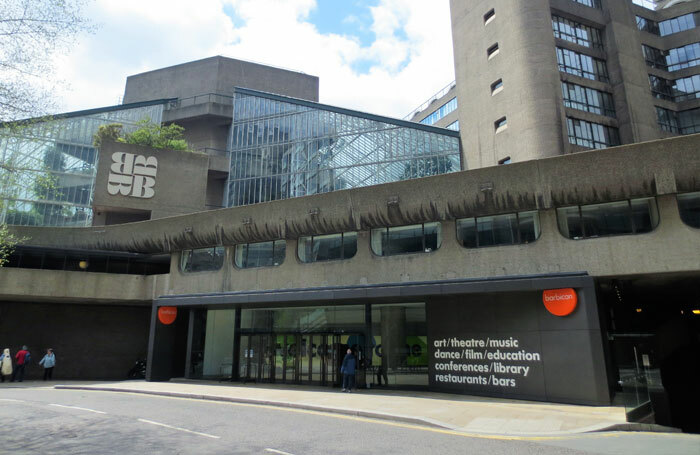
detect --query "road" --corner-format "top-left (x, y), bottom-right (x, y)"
top-left (0, 386), bottom-right (698, 455)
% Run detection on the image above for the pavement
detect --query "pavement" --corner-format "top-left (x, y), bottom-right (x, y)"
top-left (47, 379), bottom-right (645, 436)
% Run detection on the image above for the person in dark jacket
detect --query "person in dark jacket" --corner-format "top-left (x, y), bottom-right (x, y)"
top-left (340, 348), bottom-right (356, 392)
top-left (11, 345), bottom-right (30, 382)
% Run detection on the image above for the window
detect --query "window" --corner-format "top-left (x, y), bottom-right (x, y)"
top-left (498, 156), bottom-right (511, 165)
top-left (566, 117), bottom-right (620, 149)
top-left (487, 43), bottom-right (500, 59)
top-left (552, 15), bottom-right (603, 49)
top-left (419, 98), bottom-right (458, 126)
top-left (494, 116), bottom-right (507, 133)
top-left (297, 232), bottom-right (357, 263)
top-left (371, 222), bottom-right (441, 256)
top-left (491, 79), bottom-right (504, 96)
top-left (484, 9), bottom-right (495, 26)
top-left (234, 240), bottom-right (286, 268)
top-left (571, 0), bottom-right (601, 8)
top-left (656, 106), bottom-right (700, 134)
top-left (446, 120), bottom-right (460, 131)
top-left (643, 43), bottom-right (700, 71)
top-left (180, 247), bottom-right (225, 273)
top-left (637, 13), bottom-right (698, 36)
top-left (556, 47), bottom-right (609, 83)
top-left (562, 81), bottom-right (616, 117)
top-left (677, 192), bottom-right (700, 228)
top-left (672, 74), bottom-right (700, 101)
top-left (678, 107), bottom-right (700, 134)
top-left (457, 211), bottom-right (540, 248)
top-left (632, 0), bottom-right (658, 9)
top-left (649, 74), bottom-right (700, 102)
top-left (557, 198), bottom-right (659, 239)
top-left (656, 106), bottom-right (679, 133)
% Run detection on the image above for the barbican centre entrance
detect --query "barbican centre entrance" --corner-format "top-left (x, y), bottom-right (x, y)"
top-left (184, 303), bottom-right (429, 389)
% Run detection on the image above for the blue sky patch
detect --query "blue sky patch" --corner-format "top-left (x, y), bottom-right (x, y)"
top-left (309, 0), bottom-right (378, 48)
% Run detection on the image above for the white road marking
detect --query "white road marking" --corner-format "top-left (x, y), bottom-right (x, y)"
top-left (49, 403), bottom-right (106, 414)
top-left (265, 449), bottom-right (295, 455)
top-left (138, 418), bottom-right (221, 439)
top-left (0, 398), bottom-right (25, 402)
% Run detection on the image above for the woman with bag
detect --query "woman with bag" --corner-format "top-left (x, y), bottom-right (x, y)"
top-left (0, 348), bottom-right (12, 382)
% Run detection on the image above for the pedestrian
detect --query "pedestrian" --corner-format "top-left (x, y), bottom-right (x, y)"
top-left (0, 348), bottom-right (12, 382)
top-left (340, 348), bottom-right (356, 393)
top-left (11, 345), bottom-right (30, 382)
top-left (39, 348), bottom-right (56, 381)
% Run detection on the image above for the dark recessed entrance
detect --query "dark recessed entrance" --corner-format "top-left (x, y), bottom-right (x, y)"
top-left (598, 273), bottom-right (700, 433)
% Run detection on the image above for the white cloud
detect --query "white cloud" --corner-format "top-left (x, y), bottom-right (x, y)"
top-left (53, 0), bottom-right (454, 118)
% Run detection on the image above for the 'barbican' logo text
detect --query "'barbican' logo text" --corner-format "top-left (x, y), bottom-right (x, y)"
top-left (107, 152), bottom-right (158, 199)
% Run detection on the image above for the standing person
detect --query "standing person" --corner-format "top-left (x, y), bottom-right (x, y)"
top-left (0, 348), bottom-right (12, 382)
top-left (340, 348), bottom-right (356, 393)
top-left (39, 348), bottom-right (56, 381)
top-left (11, 345), bottom-right (30, 382)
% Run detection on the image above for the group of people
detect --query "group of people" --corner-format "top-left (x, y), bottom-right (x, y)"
top-left (0, 346), bottom-right (56, 382)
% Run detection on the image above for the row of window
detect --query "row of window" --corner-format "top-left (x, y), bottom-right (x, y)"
top-left (553, 15), bottom-right (603, 49)
top-left (655, 106), bottom-right (700, 134)
top-left (566, 117), bottom-right (620, 149)
top-left (649, 74), bottom-right (700, 102)
top-left (643, 42), bottom-right (700, 72)
top-left (562, 81), bottom-right (616, 117)
top-left (572, 0), bottom-right (601, 8)
top-left (178, 193), bottom-right (700, 273)
top-left (419, 97), bottom-right (457, 126)
top-left (637, 13), bottom-right (698, 37)
top-left (557, 47), bottom-right (610, 83)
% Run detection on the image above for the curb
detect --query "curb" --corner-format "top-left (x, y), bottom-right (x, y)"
top-left (54, 385), bottom-right (680, 436)
top-left (53, 385), bottom-right (458, 431)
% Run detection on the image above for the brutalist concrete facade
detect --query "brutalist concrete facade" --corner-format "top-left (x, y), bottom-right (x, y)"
top-left (449, 0), bottom-right (700, 168)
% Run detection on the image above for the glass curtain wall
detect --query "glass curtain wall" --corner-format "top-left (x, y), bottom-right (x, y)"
top-left (0, 103), bottom-right (165, 226)
top-left (202, 309), bottom-right (236, 378)
top-left (227, 89), bottom-right (461, 207)
top-left (370, 302), bottom-right (427, 387)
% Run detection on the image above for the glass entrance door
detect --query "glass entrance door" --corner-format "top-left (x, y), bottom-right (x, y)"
top-left (239, 332), bottom-right (363, 387)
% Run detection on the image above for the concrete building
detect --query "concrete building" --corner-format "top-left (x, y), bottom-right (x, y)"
top-left (0, 6), bottom-right (699, 434)
top-left (2, 133), bottom-right (699, 430)
top-left (435, 0), bottom-right (700, 168)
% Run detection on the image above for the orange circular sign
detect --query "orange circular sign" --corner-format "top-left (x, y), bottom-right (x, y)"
top-left (158, 306), bottom-right (177, 325)
top-left (543, 288), bottom-right (577, 316)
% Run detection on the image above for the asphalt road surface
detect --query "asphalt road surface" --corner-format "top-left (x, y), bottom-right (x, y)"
top-left (0, 386), bottom-right (698, 455)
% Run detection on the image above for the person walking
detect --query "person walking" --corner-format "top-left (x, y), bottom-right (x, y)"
top-left (340, 348), bottom-right (356, 393)
top-left (0, 348), bottom-right (12, 382)
top-left (39, 348), bottom-right (56, 381)
top-left (11, 345), bottom-right (30, 382)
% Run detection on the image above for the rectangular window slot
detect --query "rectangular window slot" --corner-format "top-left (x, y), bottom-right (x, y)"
top-left (498, 156), bottom-right (511, 165)
top-left (491, 79), bottom-right (504, 96)
top-left (487, 43), bottom-right (500, 60)
top-left (494, 116), bottom-right (507, 133)
top-left (484, 9), bottom-right (495, 26)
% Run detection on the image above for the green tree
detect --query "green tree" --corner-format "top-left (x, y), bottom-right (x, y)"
top-left (93, 120), bottom-right (191, 151)
top-left (0, 223), bottom-right (24, 267)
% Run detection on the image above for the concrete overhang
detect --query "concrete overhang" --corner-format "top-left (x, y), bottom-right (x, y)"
top-left (10, 134), bottom-right (700, 254)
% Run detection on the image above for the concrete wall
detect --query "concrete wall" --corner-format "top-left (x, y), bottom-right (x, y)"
top-left (451, 0), bottom-right (566, 168)
top-left (0, 268), bottom-right (168, 304)
top-left (123, 56), bottom-right (319, 104)
top-left (92, 141), bottom-right (209, 222)
top-left (0, 301), bottom-right (151, 380)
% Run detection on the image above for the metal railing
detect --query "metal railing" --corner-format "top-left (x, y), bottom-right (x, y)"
top-left (166, 93), bottom-right (234, 110)
top-left (403, 81), bottom-right (456, 121)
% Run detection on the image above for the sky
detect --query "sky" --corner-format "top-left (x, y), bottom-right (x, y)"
top-left (52, 0), bottom-right (455, 119)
